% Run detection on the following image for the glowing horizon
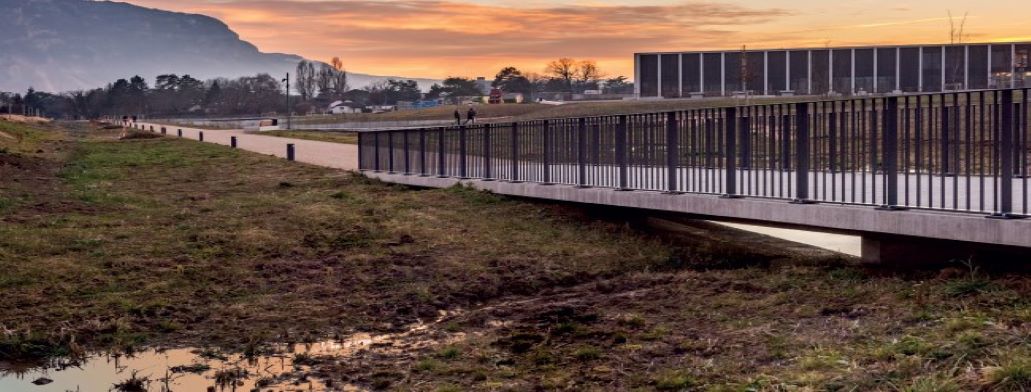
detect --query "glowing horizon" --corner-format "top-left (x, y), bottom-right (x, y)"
top-left (123, 0), bottom-right (1031, 81)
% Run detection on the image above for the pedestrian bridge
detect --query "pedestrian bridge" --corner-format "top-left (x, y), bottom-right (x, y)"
top-left (358, 89), bottom-right (1031, 263)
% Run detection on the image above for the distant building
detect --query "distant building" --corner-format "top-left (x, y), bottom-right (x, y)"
top-left (475, 77), bottom-right (492, 95)
top-left (635, 42), bottom-right (1031, 98)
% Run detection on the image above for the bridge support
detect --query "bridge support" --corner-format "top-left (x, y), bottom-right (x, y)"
top-left (861, 234), bottom-right (1031, 266)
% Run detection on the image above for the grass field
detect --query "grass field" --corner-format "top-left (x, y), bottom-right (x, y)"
top-left (0, 120), bottom-right (1028, 391)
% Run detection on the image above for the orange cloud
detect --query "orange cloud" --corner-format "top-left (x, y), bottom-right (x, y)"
top-left (123, 0), bottom-right (1030, 81)
top-left (125, 0), bottom-right (792, 79)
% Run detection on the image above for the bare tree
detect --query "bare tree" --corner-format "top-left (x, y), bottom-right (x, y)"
top-left (545, 58), bottom-right (578, 91)
top-left (578, 60), bottom-right (603, 84)
top-left (295, 60), bottom-right (316, 101)
top-left (316, 64), bottom-right (334, 98)
top-left (331, 57), bottom-right (349, 96)
top-left (946, 10), bottom-right (969, 90)
top-left (948, 10), bottom-right (968, 44)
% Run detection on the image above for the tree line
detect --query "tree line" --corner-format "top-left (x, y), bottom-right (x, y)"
top-left (0, 57), bottom-right (635, 119)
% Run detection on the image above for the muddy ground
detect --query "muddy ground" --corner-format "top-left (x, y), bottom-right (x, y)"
top-left (0, 121), bottom-right (1028, 391)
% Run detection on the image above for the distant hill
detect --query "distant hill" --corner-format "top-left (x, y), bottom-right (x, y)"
top-left (0, 0), bottom-right (440, 93)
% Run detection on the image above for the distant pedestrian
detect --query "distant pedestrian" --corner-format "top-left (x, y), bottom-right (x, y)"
top-left (454, 108), bottom-right (462, 125)
top-left (465, 106), bottom-right (477, 125)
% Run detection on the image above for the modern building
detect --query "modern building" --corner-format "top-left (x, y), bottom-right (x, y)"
top-left (634, 42), bottom-right (1031, 98)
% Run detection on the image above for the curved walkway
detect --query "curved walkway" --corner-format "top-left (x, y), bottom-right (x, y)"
top-left (136, 123), bottom-right (358, 170)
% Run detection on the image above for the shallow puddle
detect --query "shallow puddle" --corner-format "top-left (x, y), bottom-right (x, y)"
top-left (0, 316), bottom-right (462, 392)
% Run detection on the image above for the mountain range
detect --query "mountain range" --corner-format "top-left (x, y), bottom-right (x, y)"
top-left (0, 0), bottom-right (441, 93)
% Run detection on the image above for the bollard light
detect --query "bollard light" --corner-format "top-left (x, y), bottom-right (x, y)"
top-left (231, 136), bottom-right (237, 148)
top-left (286, 144), bottom-right (295, 161)
top-left (199, 131), bottom-right (204, 142)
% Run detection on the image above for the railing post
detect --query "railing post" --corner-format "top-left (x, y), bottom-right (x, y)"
top-left (387, 131), bottom-right (395, 173)
top-left (616, 115), bottom-right (629, 190)
top-left (740, 112), bottom-right (751, 170)
top-left (419, 129), bottom-right (427, 176)
top-left (403, 130), bottom-right (411, 175)
top-left (665, 112), bottom-right (679, 193)
top-left (942, 103), bottom-right (953, 176)
top-left (879, 96), bottom-right (903, 210)
top-left (357, 132), bottom-right (364, 170)
top-left (723, 107), bottom-right (740, 198)
top-left (511, 122), bottom-right (520, 182)
top-left (991, 89), bottom-right (1019, 218)
top-left (578, 118), bottom-right (588, 188)
top-left (373, 132), bottom-right (381, 171)
top-left (542, 120), bottom-right (552, 184)
top-left (781, 111), bottom-right (792, 171)
top-left (793, 102), bottom-right (813, 203)
top-left (438, 127), bottom-right (446, 177)
top-left (459, 125), bottom-right (468, 178)
top-left (483, 124), bottom-right (493, 180)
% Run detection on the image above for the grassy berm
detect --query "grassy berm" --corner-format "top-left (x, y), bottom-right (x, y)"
top-left (0, 121), bottom-right (1029, 391)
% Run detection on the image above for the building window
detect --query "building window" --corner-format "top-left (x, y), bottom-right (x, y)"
top-left (789, 50), bottom-right (809, 94)
top-left (1016, 44), bottom-right (1030, 88)
top-left (811, 50), bottom-right (830, 95)
top-left (724, 52), bottom-right (743, 93)
top-left (854, 49), bottom-right (874, 94)
top-left (876, 47), bottom-right (897, 93)
top-left (661, 54), bottom-right (680, 98)
top-left (682, 53), bottom-right (701, 94)
top-left (639, 54), bottom-right (658, 97)
top-left (921, 47), bottom-right (943, 92)
top-left (900, 47), bottom-right (920, 93)
top-left (832, 49), bottom-right (852, 95)
top-left (767, 51), bottom-right (787, 94)
top-left (968, 45), bottom-right (989, 90)
top-left (703, 53), bottom-right (722, 95)
top-left (945, 46), bottom-right (966, 90)
top-left (990, 45), bottom-right (1012, 88)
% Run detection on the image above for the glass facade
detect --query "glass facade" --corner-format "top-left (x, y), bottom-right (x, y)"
top-left (876, 47), bottom-right (897, 93)
top-left (922, 47), bottom-right (943, 92)
top-left (639, 54), bottom-right (658, 97)
top-left (899, 47), bottom-right (920, 93)
top-left (991, 45), bottom-right (1012, 88)
top-left (811, 50), bottom-right (830, 95)
top-left (682, 53), bottom-right (701, 93)
top-left (767, 51), bottom-right (787, 93)
top-left (724, 52), bottom-right (742, 93)
top-left (636, 42), bottom-right (1030, 97)
top-left (746, 52), bottom-right (765, 94)
top-left (703, 53), bottom-right (722, 95)
top-left (660, 54), bottom-right (680, 98)
top-left (968, 45), bottom-right (989, 89)
top-left (1016, 44), bottom-right (1031, 88)
top-left (854, 49), bottom-right (874, 94)
top-left (789, 50), bottom-right (809, 93)
top-left (945, 46), bottom-right (965, 90)
top-left (832, 49), bottom-right (853, 94)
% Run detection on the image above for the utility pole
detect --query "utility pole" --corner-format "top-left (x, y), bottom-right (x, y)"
top-left (282, 72), bottom-right (292, 130)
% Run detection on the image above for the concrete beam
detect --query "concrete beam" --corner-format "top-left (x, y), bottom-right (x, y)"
top-left (363, 172), bottom-right (1031, 249)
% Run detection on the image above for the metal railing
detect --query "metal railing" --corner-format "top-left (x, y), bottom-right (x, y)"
top-left (359, 89), bottom-right (1030, 218)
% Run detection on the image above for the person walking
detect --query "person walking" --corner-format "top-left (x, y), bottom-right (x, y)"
top-left (453, 108), bottom-right (462, 125)
top-left (465, 106), bottom-right (477, 125)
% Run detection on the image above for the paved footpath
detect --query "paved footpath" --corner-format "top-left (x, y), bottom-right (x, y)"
top-left (137, 123), bottom-right (358, 170)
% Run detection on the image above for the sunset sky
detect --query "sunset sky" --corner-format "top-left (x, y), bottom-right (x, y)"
top-left (124, 0), bottom-right (1031, 81)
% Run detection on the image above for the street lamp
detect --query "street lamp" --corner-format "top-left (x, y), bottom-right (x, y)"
top-left (282, 73), bottom-right (291, 130)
